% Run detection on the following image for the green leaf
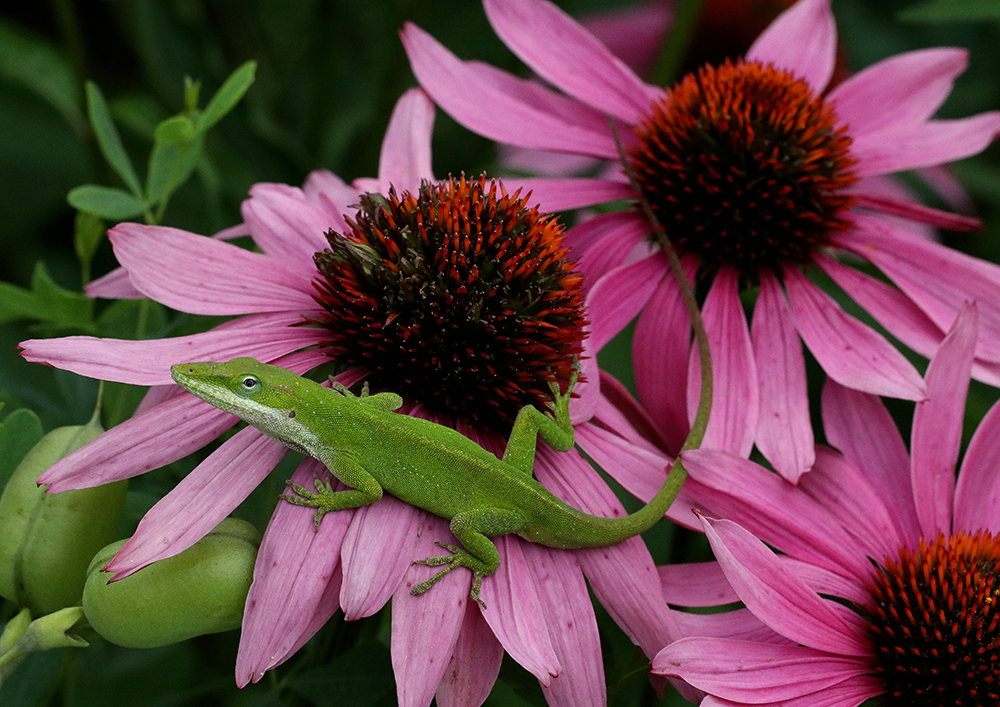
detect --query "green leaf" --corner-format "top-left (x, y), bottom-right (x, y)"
top-left (109, 94), bottom-right (169, 139)
top-left (172, 134), bottom-right (204, 190)
top-left (899, 0), bottom-right (1000, 21)
top-left (67, 185), bottom-right (145, 220)
top-left (146, 115), bottom-right (199, 208)
top-left (153, 115), bottom-right (196, 146)
top-left (145, 134), bottom-right (204, 209)
top-left (195, 60), bottom-right (256, 133)
top-left (74, 211), bottom-right (105, 284)
top-left (85, 82), bottom-right (144, 198)
top-left (0, 263), bottom-right (93, 330)
top-left (0, 282), bottom-right (49, 324)
top-left (0, 21), bottom-right (85, 133)
top-left (30, 263), bottom-right (94, 326)
top-left (145, 142), bottom-right (179, 207)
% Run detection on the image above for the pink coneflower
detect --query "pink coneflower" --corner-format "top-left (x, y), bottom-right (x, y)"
top-left (19, 88), bottom-right (685, 706)
top-left (402, 0), bottom-right (1000, 481)
top-left (650, 303), bottom-right (1000, 706)
top-left (500, 0), bottom-right (813, 177)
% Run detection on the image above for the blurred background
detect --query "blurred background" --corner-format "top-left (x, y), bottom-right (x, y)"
top-left (1, 1), bottom-right (998, 705)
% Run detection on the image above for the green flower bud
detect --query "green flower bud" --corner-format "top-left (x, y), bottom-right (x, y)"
top-left (0, 609), bottom-right (31, 656)
top-left (0, 607), bottom-right (87, 684)
top-left (82, 518), bottom-right (260, 648)
top-left (0, 416), bottom-right (127, 616)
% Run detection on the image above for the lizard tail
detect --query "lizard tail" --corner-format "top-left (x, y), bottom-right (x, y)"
top-left (538, 459), bottom-right (687, 550)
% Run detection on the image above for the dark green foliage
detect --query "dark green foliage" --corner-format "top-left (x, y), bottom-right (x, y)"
top-left (1, 0), bottom-right (999, 705)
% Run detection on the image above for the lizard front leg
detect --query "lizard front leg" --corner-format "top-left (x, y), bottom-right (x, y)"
top-left (281, 451), bottom-right (383, 529)
top-left (411, 507), bottom-right (528, 607)
top-left (500, 365), bottom-right (578, 476)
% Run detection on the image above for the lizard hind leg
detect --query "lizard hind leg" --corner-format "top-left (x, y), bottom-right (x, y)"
top-left (411, 542), bottom-right (491, 607)
top-left (410, 508), bottom-right (527, 607)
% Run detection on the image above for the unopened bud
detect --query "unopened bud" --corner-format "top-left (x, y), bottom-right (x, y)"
top-left (83, 517), bottom-right (260, 648)
top-left (0, 417), bottom-right (126, 615)
top-left (0, 607), bottom-right (86, 684)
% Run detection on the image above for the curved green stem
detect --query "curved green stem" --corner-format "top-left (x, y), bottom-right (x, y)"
top-left (607, 117), bottom-right (713, 491)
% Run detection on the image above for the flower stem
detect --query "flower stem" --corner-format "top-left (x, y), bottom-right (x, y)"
top-left (607, 116), bottom-right (713, 489)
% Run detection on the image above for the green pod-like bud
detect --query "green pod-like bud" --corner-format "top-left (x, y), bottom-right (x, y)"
top-left (0, 416), bottom-right (127, 616)
top-left (82, 517), bottom-right (260, 648)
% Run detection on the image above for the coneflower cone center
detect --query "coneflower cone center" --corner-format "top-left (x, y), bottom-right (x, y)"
top-left (629, 59), bottom-right (858, 280)
top-left (864, 531), bottom-right (1000, 707)
top-left (312, 175), bottom-right (586, 430)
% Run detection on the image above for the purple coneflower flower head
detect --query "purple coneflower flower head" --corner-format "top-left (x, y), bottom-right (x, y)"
top-left (402, 0), bottom-right (1000, 483)
top-left (19, 88), bottom-right (687, 706)
top-left (653, 302), bottom-right (1000, 706)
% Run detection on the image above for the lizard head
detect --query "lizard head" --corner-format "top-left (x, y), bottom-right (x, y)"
top-left (170, 357), bottom-right (322, 453)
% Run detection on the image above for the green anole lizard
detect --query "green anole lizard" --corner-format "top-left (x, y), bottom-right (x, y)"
top-left (170, 357), bottom-right (683, 606)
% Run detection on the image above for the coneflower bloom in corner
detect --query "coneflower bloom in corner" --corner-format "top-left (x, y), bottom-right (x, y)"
top-left (652, 303), bottom-right (1000, 706)
top-left (19, 88), bottom-right (685, 707)
top-left (402, 0), bottom-right (1000, 482)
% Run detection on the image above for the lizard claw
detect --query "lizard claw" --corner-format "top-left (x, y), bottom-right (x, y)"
top-left (547, 357), bottom-right (579, 410)
top-left (412, 542), bottom-right (463, 567)
top-left (411, 542), bottom-right (488, 608)
top-left (279, 474), bottom-right (335, 530)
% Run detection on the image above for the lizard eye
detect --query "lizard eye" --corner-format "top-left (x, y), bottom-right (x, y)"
top-left (238, 376), bottom-right (261, 394)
